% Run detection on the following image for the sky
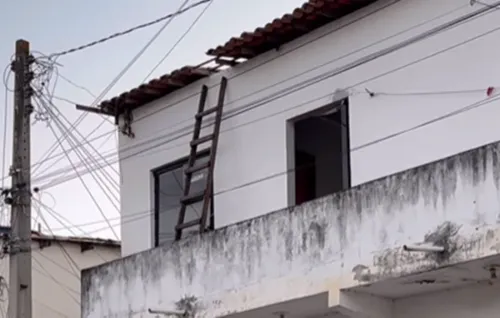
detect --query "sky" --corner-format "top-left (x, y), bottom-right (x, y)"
top-left (0, 0), bottom-right (305, 240)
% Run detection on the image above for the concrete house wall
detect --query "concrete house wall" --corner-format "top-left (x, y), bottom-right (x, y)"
top-left (119, 0), bottom-right (500, 256)
top-left (82, 134), bottom-right (500, 318)
top-left (0, 239), bottom-right (120, 318)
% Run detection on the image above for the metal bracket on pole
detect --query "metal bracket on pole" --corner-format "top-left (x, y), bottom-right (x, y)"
top-left (120, 108), bottom-right (135, 138)
top-left (75, 104), bottom-right (114, 116)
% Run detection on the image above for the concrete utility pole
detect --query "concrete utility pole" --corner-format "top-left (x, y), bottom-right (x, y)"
top-left (8, 39), bottom-right (33, 318)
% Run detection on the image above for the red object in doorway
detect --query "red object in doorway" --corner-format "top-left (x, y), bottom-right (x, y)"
top-left (295, 151), bottom-right (316, 205)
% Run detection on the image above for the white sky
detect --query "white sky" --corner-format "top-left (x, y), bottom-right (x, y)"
top-left (0, 0), bottom-right (305, 240)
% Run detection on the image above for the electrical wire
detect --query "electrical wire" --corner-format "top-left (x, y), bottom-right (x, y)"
top-left (142, 0), bottom-right (215, 82)
top-left (36, 92), bottom-right (120, 194)
top-left (31, 200), bottom-right (81, 277)
top-left (0, 65), bottom-right (11, 226)
top-left (10, 0), bottom-right (198, 245)
top-left (32, 197), bottom-right (110, 263)
top-left (31, 0), bottom-right (212, 184)
top-left (58, 73), bottom-right (97, 98)
top-left (38, 12), bottom-right (500, 191)
top-left (47, 0), bottom-right (210, 58)
top-left (1, 66), bottom-right (10, 188)
top-left (27, 129), bottom-right (115, 178)
top-left (30, 61), bottom-right (120, 183)
top-left (29, 0), bottom-right (193, 186)
top-left (2, 0), bottom-right (496, 206)
top-left (28, 0), bottom-right (216, 236)
top-left (30, 76), bottom-right (121, 201)
top-left (34, 0), bottom-right (499, 188)
top-left (32, 0), bottom-right (215, 187)
top-left (473, 0), bottom-right (500, 10)
top-left (32, 257), bottom-right (80, 305)
top-left (1, 0), bottom-right (405, 185)
top-left (33, 250), bottom-right (79, 280)
top-left (132, 0), bottom-right (470, 125)
top-left (33, 299), bottom-right (69, 318)
top-left (33, 197), bottom-right (88, 237)
top-left (0, 0), bottom-right (473, 184)
top-left (35, 97), bottom-right (120, 239)
top-left (46, 90), bottom-right (500, 236)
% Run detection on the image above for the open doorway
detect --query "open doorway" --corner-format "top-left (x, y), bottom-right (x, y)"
top-left (288, 99), bottom-right (351, 206)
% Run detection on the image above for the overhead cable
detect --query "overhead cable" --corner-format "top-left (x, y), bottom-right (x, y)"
top-left (31, 200), bottom-right (82, 278)
top-left (143, 0), bottom-right (214, 82)
top-left (133, 0), bottom-right (470, 124)
top-left (48, 0), bottom-right (210, 58)
top-left (0, 0), bottom-right (466, 182)
top-left (35, 97), bottom-right (120, 239)
top-left (47, 0), bottom-right (499, 176)
top-left (44, 90), bottom-right (500, 235)
top-left (39, 9), bottom-right (500, 190)
top-left (30, 0), bottom-right (193, 184)
top-left (12, 1), bottom-right (500, 190)
top-left (33, 197), bottom-right (109, 262)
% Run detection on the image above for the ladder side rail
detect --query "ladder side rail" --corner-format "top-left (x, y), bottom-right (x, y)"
top-left (199, 77), bottom-right (227, 232)
top-left (175, 85), bottom-right (209, 240)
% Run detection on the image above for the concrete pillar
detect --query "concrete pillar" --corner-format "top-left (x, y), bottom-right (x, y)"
top-left (329, 289), bottom-right (393, 318)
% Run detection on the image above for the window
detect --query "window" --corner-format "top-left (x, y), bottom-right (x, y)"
top-left (287, 99), bottom-right (351, 205)
top-left (153, 151), bottom-right (213, 246)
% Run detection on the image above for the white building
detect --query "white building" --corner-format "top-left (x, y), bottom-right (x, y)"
top-left (0, 227), bottom-right (120, 317)
top-left (82, 0), bottom-right (500, 317)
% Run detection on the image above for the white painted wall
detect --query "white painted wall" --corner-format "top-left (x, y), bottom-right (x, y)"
top-left (119, 0), bottom-right (500, 256)
top-left (0, 240), bottom-right (120, 318)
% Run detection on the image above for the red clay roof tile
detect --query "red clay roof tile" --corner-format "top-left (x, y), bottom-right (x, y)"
top-left (206, 0), bottom-right (376, 59)
top-left (97, 0), bottom-right (376, 115)
top-left (99, 65), bottom-right (216, 115)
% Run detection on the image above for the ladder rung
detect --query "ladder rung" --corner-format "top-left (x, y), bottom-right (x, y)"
top-left (185, 161), bottom-right (210, 174)
top-left (175, 218), bottom-right (202, 231)
top-left (180, 190), bottom-right (205, 205)
top-left (195, 106), bottom-right (219, 120)
top-left (190, 134), bottom-right (214, 147)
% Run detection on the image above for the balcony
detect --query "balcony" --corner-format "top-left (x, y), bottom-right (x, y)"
top-left (82, 141), bottom-right (500, 318)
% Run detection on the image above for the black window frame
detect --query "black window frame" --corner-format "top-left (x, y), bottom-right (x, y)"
top-left (152, 149), bottom-right (214, 247)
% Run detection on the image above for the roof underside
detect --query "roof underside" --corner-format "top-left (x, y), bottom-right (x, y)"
top-left (206, 0), bottom-right (377, 59)
top-left (99, 66), bottom-right (217, 115)
top-left (0, 226), bottom-right (120, 247)
top-left (32, 232), bottom-right (121, 247)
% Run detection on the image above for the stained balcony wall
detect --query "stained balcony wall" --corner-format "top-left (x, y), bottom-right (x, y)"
top-left (83, 141), bottom-right (500, 318)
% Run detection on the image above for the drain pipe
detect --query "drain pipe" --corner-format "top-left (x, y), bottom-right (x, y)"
top-left (403, 244), bottom-right (445, 253)
top-left (148, 308), bottom-right (187, 317)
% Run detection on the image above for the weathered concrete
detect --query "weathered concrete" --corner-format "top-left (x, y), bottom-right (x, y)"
top-left (82, 141), bottom-right (500, 318)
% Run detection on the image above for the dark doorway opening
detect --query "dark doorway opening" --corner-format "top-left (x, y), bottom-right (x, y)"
top-left (291, 99), bottom-right (351, 205)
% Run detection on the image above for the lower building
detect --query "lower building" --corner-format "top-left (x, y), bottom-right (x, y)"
top-left (0, 227), bottom-right (120, 318)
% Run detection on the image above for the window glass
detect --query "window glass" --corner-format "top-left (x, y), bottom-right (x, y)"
top-left (155, 155), bottom-right (211, 245)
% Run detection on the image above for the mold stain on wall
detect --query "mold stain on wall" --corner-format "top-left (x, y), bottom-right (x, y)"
top-left (82, 141), bottom-right (500, 317)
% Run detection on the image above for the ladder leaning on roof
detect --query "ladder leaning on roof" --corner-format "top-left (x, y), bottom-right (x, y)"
top-left (174, 76), bottom-right (228, 241)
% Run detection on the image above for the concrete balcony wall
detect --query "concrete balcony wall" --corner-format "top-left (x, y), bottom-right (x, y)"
top-left (82, 141), bottom-right (500, 318)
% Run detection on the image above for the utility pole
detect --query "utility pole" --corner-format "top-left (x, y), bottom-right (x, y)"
top-left (7, 39), bottom-right (33, 318)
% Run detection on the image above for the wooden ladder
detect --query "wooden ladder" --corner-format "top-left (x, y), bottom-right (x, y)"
top-left (175, 77), bottom-right (228, 240)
